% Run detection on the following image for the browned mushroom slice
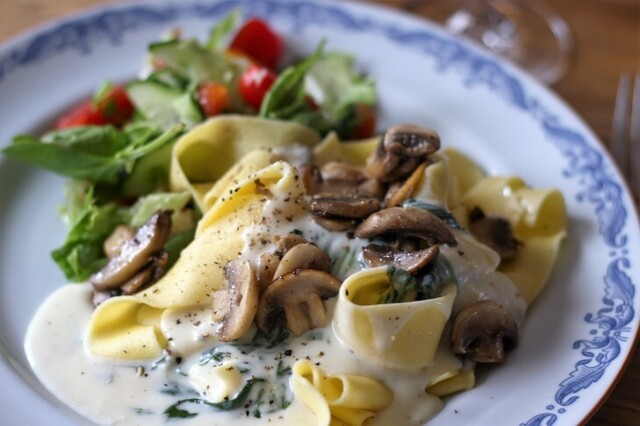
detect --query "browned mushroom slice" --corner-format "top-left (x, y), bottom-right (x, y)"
top-left (354, 207), bottom-right (456, 246)
top-left (256, 269), bottom-right (341, 336)
top-left (451, 300), bottom-right (518, 363)
top-left (299, 163), bottom-right (323, 195)
top-left (385, 161), bottom-right (428, 208)
top-left (120, 251), bottom-right (169, 295)
top-left (213, 259), bottom-right (260, 342)
top-left (362, 244), bottom-right (439, 274)
top-left (257, 253), bottom-right (281, 294)
top-left (273, 233), bottom-right (308, 256)
top-left (309, 195), bottom-right (380, 219)
top-left (90, 210), bottom-right (172, 291)
top-left (357, 178), bottom-right (387, 200)
top-left (320, 162), bottom-right (368, 183)
top-left (312, 215), bottom-right (356, 232)
top-left (103, 225), bottom-right (135, 258)
top-left (468, 207), bottom-right (519, 260)
top-left (365, 143), bottom-right (402, 181)
top-left (383, 124), bottom-right (440, 158)
top-left (273, 243), bottom-right (332, 278)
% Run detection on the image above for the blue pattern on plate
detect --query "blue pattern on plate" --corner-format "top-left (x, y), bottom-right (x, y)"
top-left (0, 0), bottom-right (635, 423)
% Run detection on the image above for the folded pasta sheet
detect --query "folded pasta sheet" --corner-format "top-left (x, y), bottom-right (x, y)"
top-left (444, 148), bottom-right (568, 304)
top-left (87, 158), bottom-right (305, 359)
top-left (291, 359), bottom-right (393, 426)
top-left (334, 267), bottom-right (457, 369)
top-left (170, 115), bottom-right (321, 211)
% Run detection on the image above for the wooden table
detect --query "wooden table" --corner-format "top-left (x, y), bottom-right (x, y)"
top-left (1, 0), bottom-right (639, 425)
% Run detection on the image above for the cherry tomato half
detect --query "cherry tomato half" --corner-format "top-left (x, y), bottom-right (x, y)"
top-left (229, 18), bottom-right (283, 69)
top-left (197, 82), bottom-right (231, 117)
top-left (55, 86), bottom-right (134, 129)
top-left (352, 104), bottom-right (377, 139)
top-left (239, 64), bottom-right (277, 110)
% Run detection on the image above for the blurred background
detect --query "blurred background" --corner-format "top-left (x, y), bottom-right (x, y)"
top-left (1, 0), bottom-right (639, 424)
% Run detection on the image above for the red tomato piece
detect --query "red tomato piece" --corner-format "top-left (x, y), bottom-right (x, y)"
top-left (229, 18), bottom-right (283, 69)
top-left (353, 104), bottom-right (377, 139)
top-left (238, 64), bottom-right (277, 110)
top-left (55, 86), bottom-right (134, 129)
top-left (198, 82), bottom-right (231, 117)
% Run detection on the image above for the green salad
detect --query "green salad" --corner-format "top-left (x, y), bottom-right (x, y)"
top-left (2, 13), bottom-right (377, 282)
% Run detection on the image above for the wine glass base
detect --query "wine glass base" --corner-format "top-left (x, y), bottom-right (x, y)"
top-left (445, 0), bottom-right (573, 85)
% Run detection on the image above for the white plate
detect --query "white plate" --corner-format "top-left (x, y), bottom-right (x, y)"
top-left (1, 0), bottom-right (638, 425)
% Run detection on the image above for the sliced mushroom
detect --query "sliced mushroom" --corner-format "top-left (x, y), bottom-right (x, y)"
top-left (273, 243), bottom-right (332, 278)
top-left (451, 300), bottom-right (518, 363)
top-left (309, 195), bottom-right (380, 219)
top-left (354, 207), bottom-right (456, 246)
top-left (299, 163), bottom-right (323, 195)
top-left (257, 253), bottom-right (281, 294)
top-left (385, 161), bottom-right (428, 208)
top-left (103, 225), bottom-right (135, 258)
top-left (273, 233), bottom-right (308, 256)
top-left (357, 178), bottom-right (387, 200)
top-left (120, 250), bottom-right (169, 295)
top-left (213, 259), bottom-right (260, 342)
top-left (468, 207), bottom-right (519, 260)
top-left (365, 143), bottom-right (402, 181)
top-left (256, 269), bottom-right (341, 336)
top-left (362, 244), bottom-right (439, 274)
top-left (320, 162), bottom-right (368, 183)
top-left (90, 210), bottom-right (172, 291)
top-left (383, 124), bottom-right (440, 158)
top-left (312, 215), bottom-right (356, 232)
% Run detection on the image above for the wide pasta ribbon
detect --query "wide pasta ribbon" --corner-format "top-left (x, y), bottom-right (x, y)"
top-left (170, 115), bottom-right (320, 211)
top-left (453, 174), bottom-right (567, 304)
top-left (87, 160), bottom-right (305, 359)
top-left (291, 359), bottom-right (393, 426)
top-left (333, 267), bottom-right (457, 370)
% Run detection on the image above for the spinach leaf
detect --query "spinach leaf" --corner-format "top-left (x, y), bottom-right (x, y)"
top-left (163, 378), bottom-right (264, 419)
top-left (379, 256), bottom-right (455, 304)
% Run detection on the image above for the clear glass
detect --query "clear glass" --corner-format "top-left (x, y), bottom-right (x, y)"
top-left (445, 0), bottom-right (573, 84)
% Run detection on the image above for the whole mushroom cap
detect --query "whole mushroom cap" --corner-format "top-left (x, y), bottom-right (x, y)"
top-left (450, 300), bottom-right (518, 363)
top-left (256, 269), bottom-right (341, 336)
top-left (355, 207), bottom-right (456, 246)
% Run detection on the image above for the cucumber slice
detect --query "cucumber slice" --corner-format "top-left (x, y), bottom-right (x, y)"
top-left (126, 80), bottom-right (203, 129)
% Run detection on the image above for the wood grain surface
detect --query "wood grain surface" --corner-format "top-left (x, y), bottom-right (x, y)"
top-left (1, 0), bottom-right (639, 425)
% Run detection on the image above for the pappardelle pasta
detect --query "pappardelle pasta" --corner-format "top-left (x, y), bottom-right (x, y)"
top-left (25, 116), bottom-right (566, 425)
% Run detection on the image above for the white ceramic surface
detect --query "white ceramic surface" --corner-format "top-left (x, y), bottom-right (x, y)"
top-left (1, 0), bottom-right (638, 425)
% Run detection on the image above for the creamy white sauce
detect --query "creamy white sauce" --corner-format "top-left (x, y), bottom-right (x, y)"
top-left (26, 284), bottom-right (447, 425)
top-left (24, 154), bottom-right (516, 426)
